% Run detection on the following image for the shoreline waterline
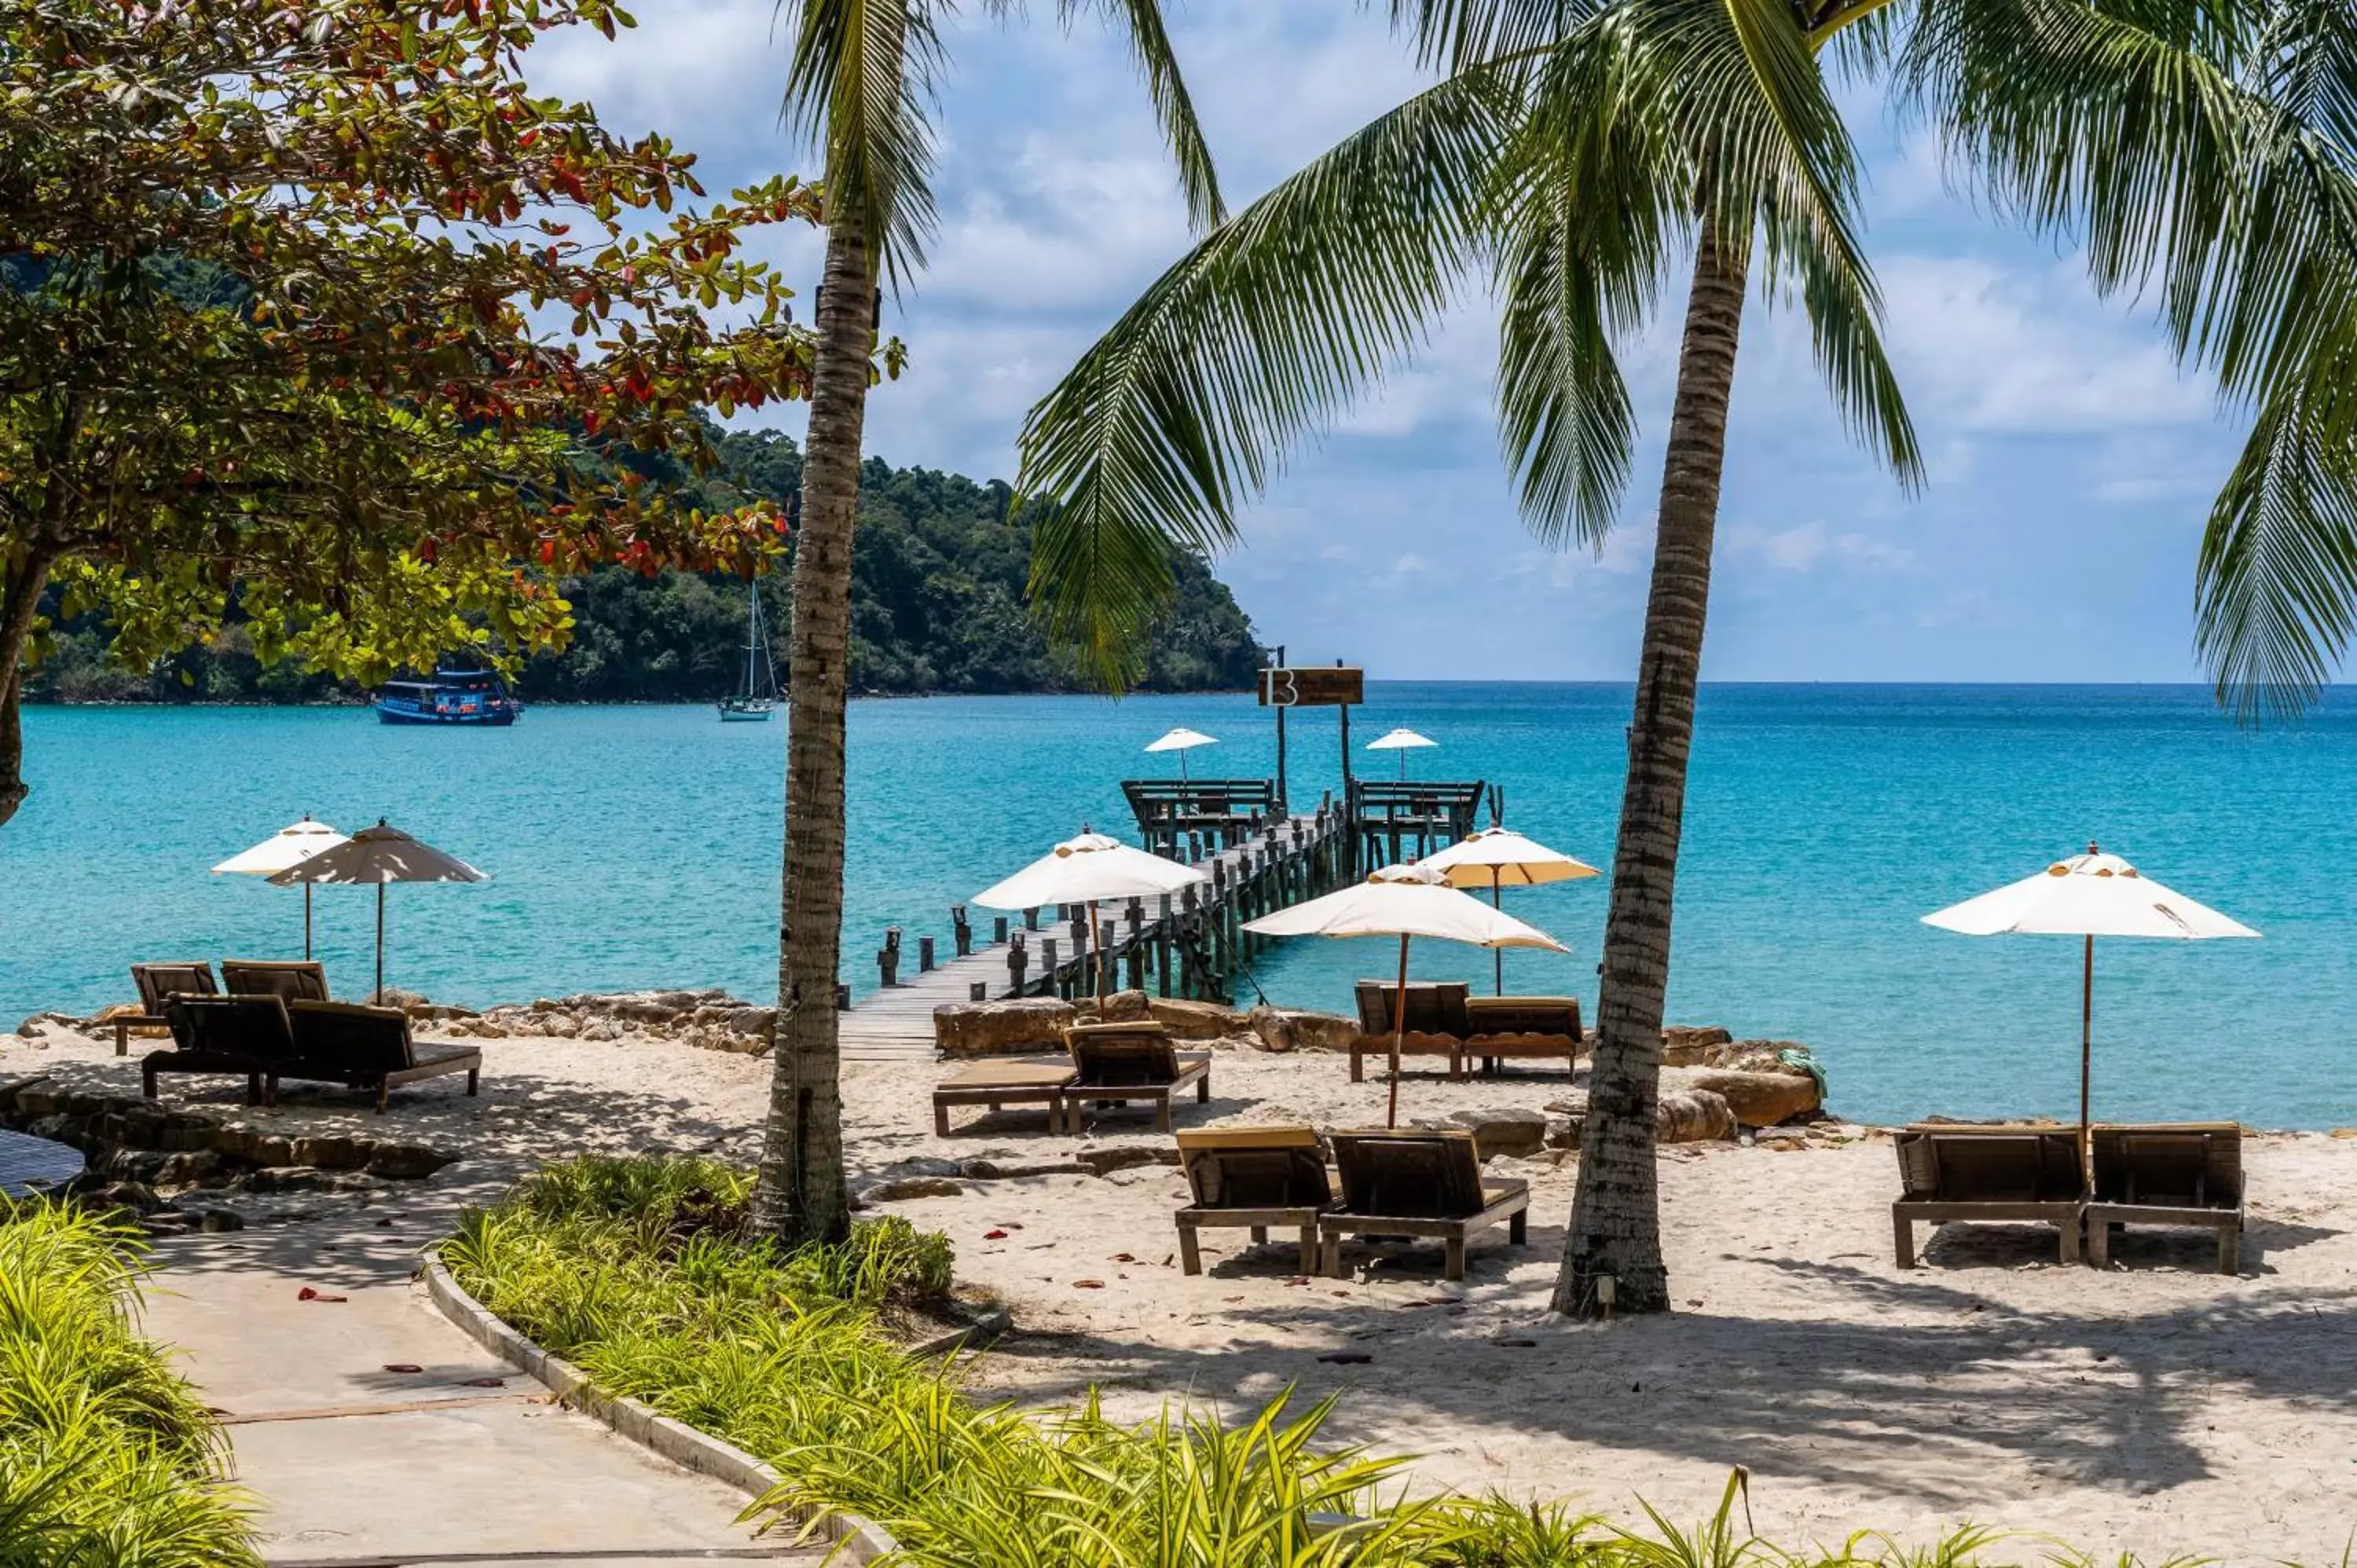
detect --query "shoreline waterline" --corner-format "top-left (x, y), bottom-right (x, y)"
top-left (6, 683), bottom-right (2351, 1129)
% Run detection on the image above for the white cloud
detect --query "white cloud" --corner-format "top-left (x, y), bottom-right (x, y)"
top-left (1729, 519), bottom-right (1918, 573)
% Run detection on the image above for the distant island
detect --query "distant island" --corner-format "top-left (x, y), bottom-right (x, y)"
top-left (27, 430), bottom-right (1268, 705)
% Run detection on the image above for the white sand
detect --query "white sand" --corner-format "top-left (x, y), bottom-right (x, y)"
top-left (10, 1027), bottom-right (2357, 1562)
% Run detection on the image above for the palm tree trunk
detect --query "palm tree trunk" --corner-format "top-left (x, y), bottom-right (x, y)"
top-left (1553, 211), bottom-right (1750, 1319)
top-left (749, 214), bottom-right (872, 1245)
top-left (0, 546), bottom-right (60, 830)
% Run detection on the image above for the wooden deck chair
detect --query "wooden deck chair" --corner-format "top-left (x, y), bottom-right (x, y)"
top-left (1348, 980), bottom-right (1471, 1082)
top-left (147, 995), bottom-right (299, 1105)
top-left (1062, 1022), bottom-right (1211, 1134)
top-left (119, 962), bottom-right (218, 1056)
top-left (1175, 1127), bottom-right (1335, 1275)
top-left (221, 960), bottom-right (330, 1005)
top-left (1462, 995), bottom-right (1583, 1077)
top-left (2088, 1123), bottom-right (2245, 1274)
top-left (1891, 1124), bottom-right (2085, 1267)
top-left (932, 1057), bottom-right (1076, 1136)
top-left (1319, 1128), bottom-right (1530, 1281)
top-left (284, 1000), bottom-right (482, 1112)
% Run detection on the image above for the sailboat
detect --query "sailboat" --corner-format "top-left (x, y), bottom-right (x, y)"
top-left (719, 583), bottom-right (781, 721)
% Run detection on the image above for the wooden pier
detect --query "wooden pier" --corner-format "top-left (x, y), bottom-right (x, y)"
top-left (838, 801), bottom-right (1351, 1061)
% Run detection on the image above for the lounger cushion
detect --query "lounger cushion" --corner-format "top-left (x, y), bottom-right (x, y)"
top-left (1329, 1129), bottom-right (1486, 1218)
top-left (162, 995), bottom-right (300, 1064)
top-left (1176, 1127), bottom-right (1329, 1208)
top-left (132, 962), bottom-right (218, 1015)
top-left (222, 961), bottom-right (330, 1004)
top-left (288, 1000), bottom-right (416, 1072)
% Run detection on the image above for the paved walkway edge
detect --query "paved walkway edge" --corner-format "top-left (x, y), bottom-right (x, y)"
top-left (419, 1258), bottom-right (901, 1565)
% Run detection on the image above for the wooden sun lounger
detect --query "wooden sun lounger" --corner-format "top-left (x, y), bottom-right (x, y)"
top-left (1319, 1128), bottom-right (1529, 1281)
top-left (1463, 995), bottom-right (1583, 1077)
top-left (221, 959), bottom-right (331, 1005)
top-left (119, 962), bottom-right (219, 1056)
top-left (1349, 980), bottom-right (1471, 1082)
top-left (281, 1001), bottom-right (481, 1112)
top-left (1174, 1127), bottom-right (1336, 1275)
top-left (148, 995), bottom-right (299, 1105)
top-left (933, 1057), bottom-right (1077, 1136)
top-left (1892, 1124), bottom-right (2085, 1267)
top-left (2087, 1123), bottom-right (2245, 1274)
top-left (1062, 1022), bottom-right (1211, 1134)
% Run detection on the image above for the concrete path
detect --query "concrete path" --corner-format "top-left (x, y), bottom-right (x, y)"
top-left (141, 1183), bottom-right (814, 1567)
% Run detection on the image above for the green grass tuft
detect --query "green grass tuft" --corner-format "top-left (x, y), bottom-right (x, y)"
top-left (0, 1196), bottom-right (258, 1566)
top-left (442, 1156), bottom-right (2263, 1567)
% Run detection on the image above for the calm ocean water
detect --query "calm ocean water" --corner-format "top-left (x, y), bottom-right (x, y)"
top-left (2, 684), bottom-right (2350, 1129)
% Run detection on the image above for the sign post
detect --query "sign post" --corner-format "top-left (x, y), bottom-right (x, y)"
top-left (1270, 645), bottom-right (1288, 813)
top-left (1259, 663), bottom-right (1365, 870)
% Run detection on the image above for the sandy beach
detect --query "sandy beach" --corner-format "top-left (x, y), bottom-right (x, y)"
top-left (7, 1024), bottom-right (2355, 1563)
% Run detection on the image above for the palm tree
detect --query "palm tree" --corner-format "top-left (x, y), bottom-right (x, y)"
top-left (750, 0), bottom-right (1223, 1245)
top-left (1015, 0), bottom-right (2353, 1313)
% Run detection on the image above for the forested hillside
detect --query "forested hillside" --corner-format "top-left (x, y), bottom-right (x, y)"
top-left (28, 432), bottom-right (1266, 703)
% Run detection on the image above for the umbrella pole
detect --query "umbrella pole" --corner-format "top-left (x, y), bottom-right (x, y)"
top-left (1387, 933), bottom-right (1409, 1129)
top-left (2080, 933), bottom-right (2094, 1187)
top-left (376, 883), bottom-right (386, 1005)
top-left (1491, 870), bottom-right (1505, 996)
top-left (1090, 899), bottom-right (1106, 1002)
top-left (304, 884), bottom-right (313, 962)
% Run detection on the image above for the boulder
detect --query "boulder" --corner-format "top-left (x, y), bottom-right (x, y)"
top-left (1656, 1089), bottom-right (1737, 1144)
top-left (152, 1149), bottom-right (230, 1189)
top-left (862, 1175), bottom-right (965, 1203)
top-left (241, 1166), bottom-right (382, 1195)
top-left (75, 1179), bottom-right (162, 1214)
top-left (1677, 1067), bottom-right (1820, 1127)
top-left (365, 1143), bottom-right (456, 1179)
top-left (1146, 997), bottom-right (1246, 1040)
top-left (1659, 1025), bottom-right (1734, 1066)
top-left (290, 1135), bottom-right (371, 1171)
top-left (1076, 1145), bottom-right (1180, 1178)
top-left (377, 988), bottom-right (433, 1016)
top-left (727, 1006), bottom-right (777, 1039)
top-left (1447, 1108), bottom-right (1550, 1160)
top-left (15, 1011), bottom-right (86, 1040)
top-left (933, 997), bottom-right (1078, 1057)
top-left (1245, 1006), bottom-right (1358, 1055)
top-left (1098, 989), bottom-right (1153, 1024)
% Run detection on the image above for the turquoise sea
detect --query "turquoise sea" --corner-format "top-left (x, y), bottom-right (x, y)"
top-left (2, 684), bottom-right (2350, 1129)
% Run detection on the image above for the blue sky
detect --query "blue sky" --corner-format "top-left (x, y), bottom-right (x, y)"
top-left (535, 2), bottom-right (2254, 683)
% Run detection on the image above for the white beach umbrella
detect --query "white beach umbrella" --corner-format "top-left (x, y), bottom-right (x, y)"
top-left (1922, 842), bottom-right (2257, 1162)
top-left (270, 819), bottom-right (488, 1002)
top-left (1420, 826), bottom-right (1601, 994)
top-left (1144, 727), bottom-right (1219, 782)
top-left (1365, 726), bottom-right (1438, 779)
top-left (1245, 862), bottom-right (1568, 1126)
top-left (973, 830), bottom-right (1208, 999)
top-left (212, 816), bottom-right (349, 959)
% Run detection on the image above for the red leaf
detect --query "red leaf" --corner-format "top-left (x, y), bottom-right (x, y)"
top-left (1072, 1280), bottom-right (1105, 1290)
top-left (982, 1229), bottom-right (1008, 1240)
top-left (295, 1288), bottom-right (347, 1303)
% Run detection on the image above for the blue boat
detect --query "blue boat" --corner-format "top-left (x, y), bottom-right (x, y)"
top-left (374, 664), bottom-right (521, 726)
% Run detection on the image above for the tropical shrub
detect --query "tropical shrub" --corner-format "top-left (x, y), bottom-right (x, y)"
top-left (0, 1198), bottom-right (257, 1566)
top-left (443, 1158), bottom-right (2237, 1566)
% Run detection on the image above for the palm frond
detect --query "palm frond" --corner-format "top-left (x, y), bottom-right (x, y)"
top-left (778, 0), bottom-right (947, 278)
top-left (1061, 0), bottom-right (1227, 229)
top-left (1490, 9), bottom-right (1683, 546)
top-left (1387, 0), bottom-right (1607, 71)
top-left (2195, 364), bottom-right (2357, 720)
top-left (1016, 67), bottom-right (1519, 683)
